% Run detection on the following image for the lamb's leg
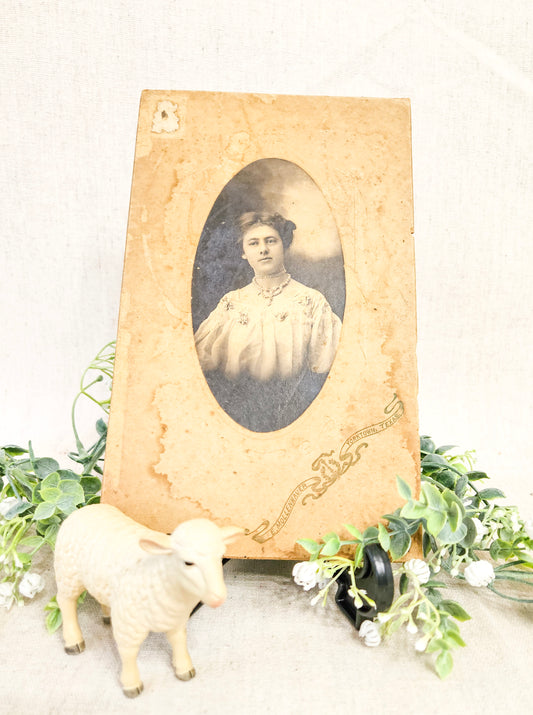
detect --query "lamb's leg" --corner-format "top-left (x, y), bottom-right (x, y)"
top-left (166, 625), bottom-right (196, 681)
top-left (101, 603), bottom-right (111, 624)
top-left (114, 630), bottom-right (147, 698)
top-left (57, 590), bottom-right (85, 654)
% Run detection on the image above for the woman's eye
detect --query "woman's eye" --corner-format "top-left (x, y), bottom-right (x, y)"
top-left (184, 561), bottom-right (195, 567)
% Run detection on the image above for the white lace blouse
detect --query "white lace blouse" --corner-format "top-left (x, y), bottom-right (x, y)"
top-left (194, 279), bottom-right (342, 381)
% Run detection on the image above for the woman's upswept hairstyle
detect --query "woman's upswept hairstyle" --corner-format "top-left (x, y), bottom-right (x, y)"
top-left (237, 211), bottom-right (296, 250)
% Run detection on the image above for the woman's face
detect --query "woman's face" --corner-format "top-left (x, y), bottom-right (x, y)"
top-left (241, 224), bottom-right (285, 276)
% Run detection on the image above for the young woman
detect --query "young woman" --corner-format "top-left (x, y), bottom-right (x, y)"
top-left (194, 211), bottom-right (342, 431)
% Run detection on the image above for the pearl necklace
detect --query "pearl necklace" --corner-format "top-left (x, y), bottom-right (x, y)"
top-left (253, 273), bottom-right (292, 306)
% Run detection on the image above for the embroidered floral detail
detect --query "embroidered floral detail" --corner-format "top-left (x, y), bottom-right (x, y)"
top-left (275, 312), bottom-right (288, 321)
top-left (221, 296), bottom-right (234, 311)
top-left (238, 312), bottom-right (249, 325)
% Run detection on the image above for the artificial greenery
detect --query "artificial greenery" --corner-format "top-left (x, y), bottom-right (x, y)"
top-left (295, 438), bottom-right (533, 678)
top-left (0, 343), bottom-right (114, 614)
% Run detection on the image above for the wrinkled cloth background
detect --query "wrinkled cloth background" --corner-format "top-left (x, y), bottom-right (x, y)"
top-left (1, 2), bottom-right (532, 713)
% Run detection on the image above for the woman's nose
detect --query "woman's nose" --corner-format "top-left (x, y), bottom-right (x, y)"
top-left (260, 243), bottom-right (269, 254)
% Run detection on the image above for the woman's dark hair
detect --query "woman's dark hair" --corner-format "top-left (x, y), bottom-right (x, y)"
top-left (236, 211), bottom-right (296, 250)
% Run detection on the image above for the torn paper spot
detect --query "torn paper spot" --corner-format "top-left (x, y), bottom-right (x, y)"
top-left (152, 101), bottom-right (180, 133)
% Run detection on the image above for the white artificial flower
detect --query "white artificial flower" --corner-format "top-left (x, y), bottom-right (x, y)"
top-left (376, 612), bottom-right (393, 624)
top-left (0, 581), bottom-right (15, 609)
top-left (310, 593), bottom-right (322, 606)
top-left (449, 566), bottom-right (459, 577)
top-left (358, 620), bottom-right (381, 647)
top-left (406, 621), bottom-right (418, 634)
top-left (471, 517), bottom-right (488, 542)
top-left (292, 561), bottom-right (321, 591)
top-left (464, 560), bottom-right (495, 587)
top-left (523, 519), bottom-right (533, 540)
top-left (404, 558), bottom-right (431, 584)
top-left (414, 635), bottom-right (429, 652)
top-left (509, 511), bottom-right (520, 532)
top-left (18, 572), bottom-right (45, 599)
top-left (0, 497), bottom-right (19, 519)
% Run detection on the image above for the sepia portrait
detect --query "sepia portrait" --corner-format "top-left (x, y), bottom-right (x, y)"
top-left (192, 158), bottom-right (345, 432)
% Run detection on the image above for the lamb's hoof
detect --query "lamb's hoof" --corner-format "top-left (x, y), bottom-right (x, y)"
top-left (64, 640), bottom-right (85, 655)
top-left (102, 616), bottom-right (111, 625)
top-left (176, 668), bottom-right (196, 681)
top-left (123, 683), bottom-right (144, 698)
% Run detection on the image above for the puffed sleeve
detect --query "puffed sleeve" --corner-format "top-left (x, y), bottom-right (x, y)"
top-left (307, 295), bottom-right (342, 373)
top-left (194, 294), bottom-right (233, 372)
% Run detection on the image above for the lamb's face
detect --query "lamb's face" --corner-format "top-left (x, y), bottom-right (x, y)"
top-left (140, 519), bottom-right (243, 608)
top-left (170, 519), bottom-right (239, 608)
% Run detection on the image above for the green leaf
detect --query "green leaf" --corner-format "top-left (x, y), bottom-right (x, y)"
top-left (41, 486), bottom-right (62, 503)
top-left (447, 501), bottom-right (461, 532)
top-left (437, 521), bottom-right (468, 545)
top-left (320, 537), bottom-right (341, 557)
top-left (460, 517), bottom-right (478, 548)
top-left (40, 472), bottom-right (60, 490)
top-left (490, 540), bottom-right (504, 560)
top-left (80, 476), bottom-right (101, 496)
top-left (33, 502), bottom-right (57, 521)
top-left (56, 481), bottom-right (85, 514)
top-left (439, 600), bottom-right (471, 622)
top-left (33, 458), bottom-right (60, 479)
top-left (57, 469), bottom-right (81, 482)
top-left (322, 531), bottom-right (339, 542)
top-left (95, 418), bottom-right (107, 435)
top-left (378, 523), bottom-right (391, 551)
top-left (400, 501), bottom-right (428, 520)
top-left (2, 445), bottom-right (28, 456)
top-left (421, 454), bottom-right (449, 469)
top-left (466, 471), bottom-right (488, 482)
top-left (420, 436), bottom-right (436, 455)
top-left (45, 605), bottom-right (63, 634)
top-left (445, 630), bottom-right (466, 647)
top-left (19, 534), bottom-right (45, 550)
top-left (4, 500), bottom-right (33, 519)
top-left (422, 531), bottom-right (432, 557)
top-left (44, 522), bottom-right (60, 547)
top-left (424, 580), bottom-right (447, 589)
top-left (435, 445), bottom-right (457, 455)
top-left (297, 539), bottom-right (320, 555)
top-left (478, 488), bottom-right (505, 500)
top-left (389, 531), bottom-right (411, 560)
top-left (433, 469), bottom-right (456, 490)
top-left (362, 526), bottom-right (379, 542)
top-left (454, 476), bottom-right (468, 497)
top-left (426, 510), bottom-right (447, 537)
top-left (396, 476), bottom-right (412, 500)
top-left (422, 483), bottom-right (446, 510)
top-left (399, 573), bottom-right (409, 594)
top-left (435, 650), bottom-right (454, 679)
top-left (343, 524), bottom-right (363, 540)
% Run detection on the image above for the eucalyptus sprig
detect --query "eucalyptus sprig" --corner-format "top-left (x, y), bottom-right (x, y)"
top-left (295, 437), bottom-right (533, 678)
top-left (0, 342), bottom-right (115, 612)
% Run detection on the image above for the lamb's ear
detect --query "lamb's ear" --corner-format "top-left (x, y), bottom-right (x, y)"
top-left (139, 534), bottom-right (173, 555)
top-left (220, 526), bottom-right (245, 545)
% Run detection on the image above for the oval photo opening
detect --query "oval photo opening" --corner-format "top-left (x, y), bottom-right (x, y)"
top-left (191, 158), bottom-right (345, 433)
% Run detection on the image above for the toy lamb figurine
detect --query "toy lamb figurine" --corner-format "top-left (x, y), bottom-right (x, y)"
top-left (54, 503), bottom-right (242, 697)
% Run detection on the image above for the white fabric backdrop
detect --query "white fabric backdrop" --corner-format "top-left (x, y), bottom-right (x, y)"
top-left (1, 2), bottom-right (532, 711)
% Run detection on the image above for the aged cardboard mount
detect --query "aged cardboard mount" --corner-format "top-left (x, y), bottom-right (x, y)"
top-left (102, 90), bottom-right (419, 559)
